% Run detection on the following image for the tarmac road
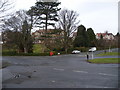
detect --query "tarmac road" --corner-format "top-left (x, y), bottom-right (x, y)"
top-left (2, 53), bottom-right (119, 88)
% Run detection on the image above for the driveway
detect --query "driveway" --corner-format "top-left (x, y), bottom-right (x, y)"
top-left (2, 54), bottom-right (119, 88)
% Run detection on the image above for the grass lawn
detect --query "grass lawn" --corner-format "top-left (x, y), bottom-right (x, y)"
top-left (97, 52), bottom-right (120, 56)
top-left (33, 44), bottom-right (44, 53)
top-left (33, 44), bottom-right (50, 53)
top-left (87, 58), bottom-right (119, 64)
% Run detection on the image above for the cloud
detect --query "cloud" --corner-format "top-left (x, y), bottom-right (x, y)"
top-left (72, 0), bottom-right (118, 3)
top-left (13, 0), bottom-right (118, 34)
top-left (14, 0), bottom-right (36, 10)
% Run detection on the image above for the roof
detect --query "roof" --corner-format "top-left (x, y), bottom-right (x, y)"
top-left (96, 33), bottom-right (113, 37)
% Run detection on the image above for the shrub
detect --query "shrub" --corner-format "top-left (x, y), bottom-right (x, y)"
top-left (75, 47), bottom-right (89, 52)
top-left (67, 48), bottom-right (75, 53)
top-left (2, 51), bottom-right (17, 56)
top-left (2, 50), bottom-right (60, 56)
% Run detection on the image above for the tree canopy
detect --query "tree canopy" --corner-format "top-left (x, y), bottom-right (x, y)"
top-left (2, 10), bottom-right (33, 53)
top-left (73, 25), bottom-right (89, 47)
top-left (58, 9), bottom-right (80, 53)
top-left (87, 28), bottom-right (96, 47)
top-left (28, 0), bottom-right (61, 30)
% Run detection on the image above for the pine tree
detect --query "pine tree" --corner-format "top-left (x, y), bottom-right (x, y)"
top-left (100, 34), bottom-right (103, 39)
top-left (116, 32), bottom-right (120, 36)
top-left (28, 0), bottom-right (61, 48)
top-left (87, 28), bottom-right (96, 47)
top-left (29, 0), bottom-right (61, 31)
top-left (73, 25), bottom-right (89, 47)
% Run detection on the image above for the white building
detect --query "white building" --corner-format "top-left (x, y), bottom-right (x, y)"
top-left (96, 33), bottom-right (114, 40)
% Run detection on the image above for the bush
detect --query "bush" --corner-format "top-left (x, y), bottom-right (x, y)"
top-left (2, 50), bottom-right (60, 56)
top-left (52, 47), bottom-right (65, 52)
top-left (58, 51), bottom-right (66, 54)
top-left (2, 50), bottom-right (50, 56)
top-left (67, 48), bottom-right (75, 53)
top-left (2, 51), bottom-right (17, 56)
top-left (75, 47), bottom-right (89, 52)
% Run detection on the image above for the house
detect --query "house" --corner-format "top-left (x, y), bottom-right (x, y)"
top-left (32, 29), bottom-right (64, 44)
top-left (96, 32), bottom-right (114, 40)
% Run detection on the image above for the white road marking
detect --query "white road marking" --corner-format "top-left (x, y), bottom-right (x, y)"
top-left (73, 70), bottom-right (88, 73)
top-left (99, 73), bottom-right (117, 77)
top-left (51, 80), bottom-right (55, 83)
top-left (53, 68), bottom-right (64, 71)
top-left (103, 86), bottom-right (114, 88)
top-left (14, 63), bottom-right (18, 64)
top-left (52, 56), bottom-right (58, 57)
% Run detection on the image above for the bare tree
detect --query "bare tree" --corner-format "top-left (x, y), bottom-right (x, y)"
top-left (58, 9), bottom-right (80, 53)
top-left (2, 10), bottom-right (27, 32)
top-left (0, 0), bottom-right (14, 19)
top-left (2, 10), bottom-right (34, 53)
top-left (0, 0), bottom-right (14, 33)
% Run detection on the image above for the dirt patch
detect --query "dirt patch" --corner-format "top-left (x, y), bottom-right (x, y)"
top-left (3, 77), bottom-right (29, 84)
top-left (3, 72), bottom-right (33, 84)
top-left (1, 61), bottom-right (11, 69)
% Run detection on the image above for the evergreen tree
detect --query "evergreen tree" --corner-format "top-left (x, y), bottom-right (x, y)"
top-left (73, 25), bottom-right (89, 47)
top-left (87, 28), bottom-right (96, 47)
top-left (116, 32), bottom-right (120, 36)
top-left (29, 0), bottom-right (61, 31)
top-left (115, 32), bottom-right (120, 48)
top-left (100, 34), bottom-right (103, 39)
top-left (28, 0), bottom-right (61, 48)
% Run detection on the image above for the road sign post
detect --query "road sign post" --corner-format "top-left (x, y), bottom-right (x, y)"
top-left (92, 51), bottom-right (94, 59)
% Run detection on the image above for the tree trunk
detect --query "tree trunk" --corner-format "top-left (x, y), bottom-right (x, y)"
top-left (45, 14), bottom-right (48, 33)
top-left (44, 14), bottom-right (48, 47)
top-left (65, 48), bottom-right (68, 54)
top-left (24, 47), bottom-right (27, 53)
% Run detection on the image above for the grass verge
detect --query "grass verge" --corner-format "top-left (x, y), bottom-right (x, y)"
top-left (97, 52), bottom-right (120, 56)
top-left (87, 58), bottom-right (119, 64)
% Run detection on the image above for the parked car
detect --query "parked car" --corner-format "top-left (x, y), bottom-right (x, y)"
top-left (89, 47), bottom-right (96, 52)
top-left (72, 50), bottom-right (81, 54)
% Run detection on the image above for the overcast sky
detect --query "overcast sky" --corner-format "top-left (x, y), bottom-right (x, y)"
top-left (13, 0), bottom-right (119, 35)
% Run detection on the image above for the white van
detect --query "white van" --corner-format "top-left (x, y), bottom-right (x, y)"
top-left (89, 47), bottom-right (96, 52)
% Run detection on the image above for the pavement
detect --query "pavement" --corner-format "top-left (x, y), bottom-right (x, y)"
top-left (1, 53), bottom-right (119, 88)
